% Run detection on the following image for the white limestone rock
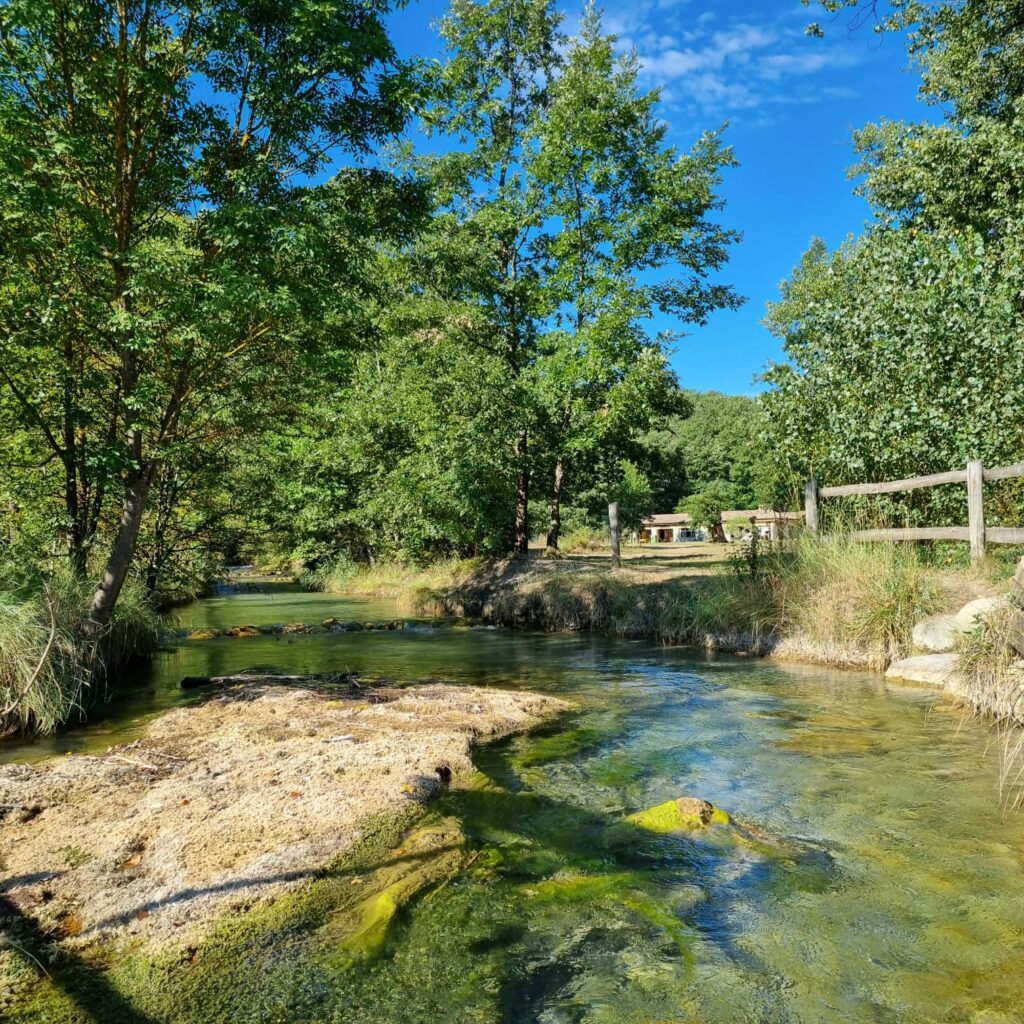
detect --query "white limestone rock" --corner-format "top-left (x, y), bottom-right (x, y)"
top-left (954, 596), bottom-right (1011, 633)
top-left (885, 653), bottom-right (962, 689)
top-left (911, 614), bottom-right (961, 653)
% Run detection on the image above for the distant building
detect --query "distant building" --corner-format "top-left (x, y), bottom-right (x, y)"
top-left (639, 513), bottom-right (704, 543)
top-left (639, 509), bottom-right (804, 544)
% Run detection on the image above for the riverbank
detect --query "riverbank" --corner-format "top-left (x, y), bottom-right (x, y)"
top-left (0, 678), bottom-right (566, 1016)
top-left (311, 539), bottom-right (1024, 722)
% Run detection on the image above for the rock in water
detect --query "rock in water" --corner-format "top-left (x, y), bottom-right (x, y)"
top-left (625, 796), bottom-right (730, 833)
top-left (885, 652), bottom-right (962, 688)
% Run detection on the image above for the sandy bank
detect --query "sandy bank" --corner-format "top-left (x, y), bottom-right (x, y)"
top-left (0, 681), bottom-right (568, 947)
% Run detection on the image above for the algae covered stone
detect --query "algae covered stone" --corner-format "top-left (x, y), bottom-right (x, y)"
top-left (626, 797), bottom-right (730, 833)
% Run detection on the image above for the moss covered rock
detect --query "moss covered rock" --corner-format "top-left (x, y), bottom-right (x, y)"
top-left (186, 628), bottom-right (222, 640)
top-left (626, 797), bottom-right (730, 833)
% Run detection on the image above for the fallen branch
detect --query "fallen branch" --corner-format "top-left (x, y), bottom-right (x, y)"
top-left (180, 672), bottom-right (360, 691)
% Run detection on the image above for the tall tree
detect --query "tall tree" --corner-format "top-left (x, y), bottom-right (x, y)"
top-left (766, 1), bottom-right (1024, 525)
top-left (530, 9), bottom-right (740, 554)
top-left (0, 0), bottom-right (412, 620)
top-left (417, 0), bottom-right (562, 555)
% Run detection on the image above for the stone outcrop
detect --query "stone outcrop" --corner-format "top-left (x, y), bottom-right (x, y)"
top-left (953, 596), bottom-right (1011, 633)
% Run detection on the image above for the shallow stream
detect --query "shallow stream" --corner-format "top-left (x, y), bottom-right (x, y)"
top-left (4, 581), bottom-right (1024, 1023)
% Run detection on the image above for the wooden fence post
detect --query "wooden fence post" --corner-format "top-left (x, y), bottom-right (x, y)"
top-left (804, 477), bottom-right (819, 534)
top-left (608, 502), bottom-right (621, 570)
top-left (967, 459), bottom-right (986, 561)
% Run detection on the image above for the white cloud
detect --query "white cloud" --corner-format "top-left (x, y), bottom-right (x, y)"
top-left (594, 1), bottom-right (868, 119)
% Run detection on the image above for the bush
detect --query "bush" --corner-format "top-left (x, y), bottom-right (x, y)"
top-left (560, 527), bottom-right (610, 554)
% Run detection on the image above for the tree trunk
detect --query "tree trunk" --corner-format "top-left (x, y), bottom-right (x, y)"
top-left (89, 467), bottom-right (151, 625)
top-left (514, 430), bottom-right (529, 556)
top-left (545, 459), bottom-right (564, 557)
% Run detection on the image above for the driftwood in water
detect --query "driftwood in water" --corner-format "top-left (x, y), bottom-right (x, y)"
top-left (181, 672), bottom-right (359, 691)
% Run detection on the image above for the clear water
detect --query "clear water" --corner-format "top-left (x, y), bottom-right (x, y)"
top-left (5, 583), bottom-right (1024, 1022)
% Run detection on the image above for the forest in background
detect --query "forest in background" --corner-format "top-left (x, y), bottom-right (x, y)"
top-left (1, 0), bottom-right (1024, 730)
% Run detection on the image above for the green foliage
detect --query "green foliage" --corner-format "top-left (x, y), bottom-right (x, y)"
top-left (528, 9), bottom-right (740, 549)
top-left (767, 2), bottom-right (1024, 527)
top-left (647, 391), bottom-right (795, 514)
top-left (239, 2), bottom-right (737, 567)
top-left (681, 482), bottom-right (737, 538)
top-left (0, 0), bottom-right (416, 618)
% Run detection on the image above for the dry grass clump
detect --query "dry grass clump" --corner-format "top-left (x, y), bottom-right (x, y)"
top-left (766, 532), bottom-right (942, 669)
top-left (955, 608), bottom-right (1024, 807)
top-left (0, 591), bottom-right (90, 735)
top-left (0, 573), bottom-right (161, 735)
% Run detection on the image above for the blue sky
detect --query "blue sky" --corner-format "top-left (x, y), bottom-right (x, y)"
top-left (386, 0), bottom-right (928, 396)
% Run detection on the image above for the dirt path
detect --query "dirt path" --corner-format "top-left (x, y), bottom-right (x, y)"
top-left (0, 682), bottom-right (568, 947)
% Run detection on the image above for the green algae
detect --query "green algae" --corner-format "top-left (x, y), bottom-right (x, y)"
top-left (511, 724), bottom-right (605, 767)
top-left (3, 808), bottom-right (442, 1024)
top-left (625, 797), bottom-right (731, 833)
top-left (322, 820), bottom-right (467, 967)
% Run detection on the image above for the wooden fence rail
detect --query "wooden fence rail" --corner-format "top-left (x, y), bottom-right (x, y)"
top-left (805, 459), bottom-right (1024, 561)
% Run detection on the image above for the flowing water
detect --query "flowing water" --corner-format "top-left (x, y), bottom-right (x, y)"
top-left (4, 581), bottom-right (1024, 1023)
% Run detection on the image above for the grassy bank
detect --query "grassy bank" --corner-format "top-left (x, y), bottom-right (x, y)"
top-left (311, 535), bottom-right (960, 671)
top-left (0, 575), bottom-right (162, 736)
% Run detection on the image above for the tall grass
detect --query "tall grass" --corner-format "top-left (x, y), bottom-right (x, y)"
top-left (0, 573), bottom-right (162, 736)
top-left (306, 556), bottom-right (484, 612)
top-left (765, 532), bottom-right (942, 668)
top-left (955, 608), bottom-right (1024, 808)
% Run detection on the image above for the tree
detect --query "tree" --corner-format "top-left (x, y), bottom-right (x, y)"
top-left (416, 0), bottom-right (563, 555)
top-left (765, 1), bottom-right (1024, 526)
top-left (681, 482), bottom-right (737, 543)
top-left (530, 9), bottom-right (740, 554)
top-left (0, 0), bottom-right (413, 620)
top-left (645, 391), bottom-right (792, 514)
top-left (415, 1), bottom-right (738, 557)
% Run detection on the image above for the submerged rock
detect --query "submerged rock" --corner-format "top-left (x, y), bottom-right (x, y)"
top-left (185, 628), bottom-right (222, 641)
top-left (225, 624), bottom-right (262, 638)
top-left (625, 796), bottom-right (730, 833)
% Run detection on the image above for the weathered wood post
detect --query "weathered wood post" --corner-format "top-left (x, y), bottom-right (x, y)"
top-left (609, 501), bottom-right (621, 570)
top-left (804, 477), bottom-right (819, 534)
top-left (967, 459), bottom-right (986, 561)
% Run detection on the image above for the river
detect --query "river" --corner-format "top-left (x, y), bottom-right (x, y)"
top-left (4, 580), bottom-right (1024, 1023)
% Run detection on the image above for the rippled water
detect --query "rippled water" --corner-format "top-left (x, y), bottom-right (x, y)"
top-left (5, 582), bottom-right (1024, 1022)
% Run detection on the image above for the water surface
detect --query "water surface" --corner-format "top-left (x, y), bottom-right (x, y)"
top-left (4, 583), bottom-right (1023, 1022)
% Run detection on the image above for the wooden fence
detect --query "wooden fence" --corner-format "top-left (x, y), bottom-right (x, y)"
top-left (804, 459), bottom-right (1024, 561)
